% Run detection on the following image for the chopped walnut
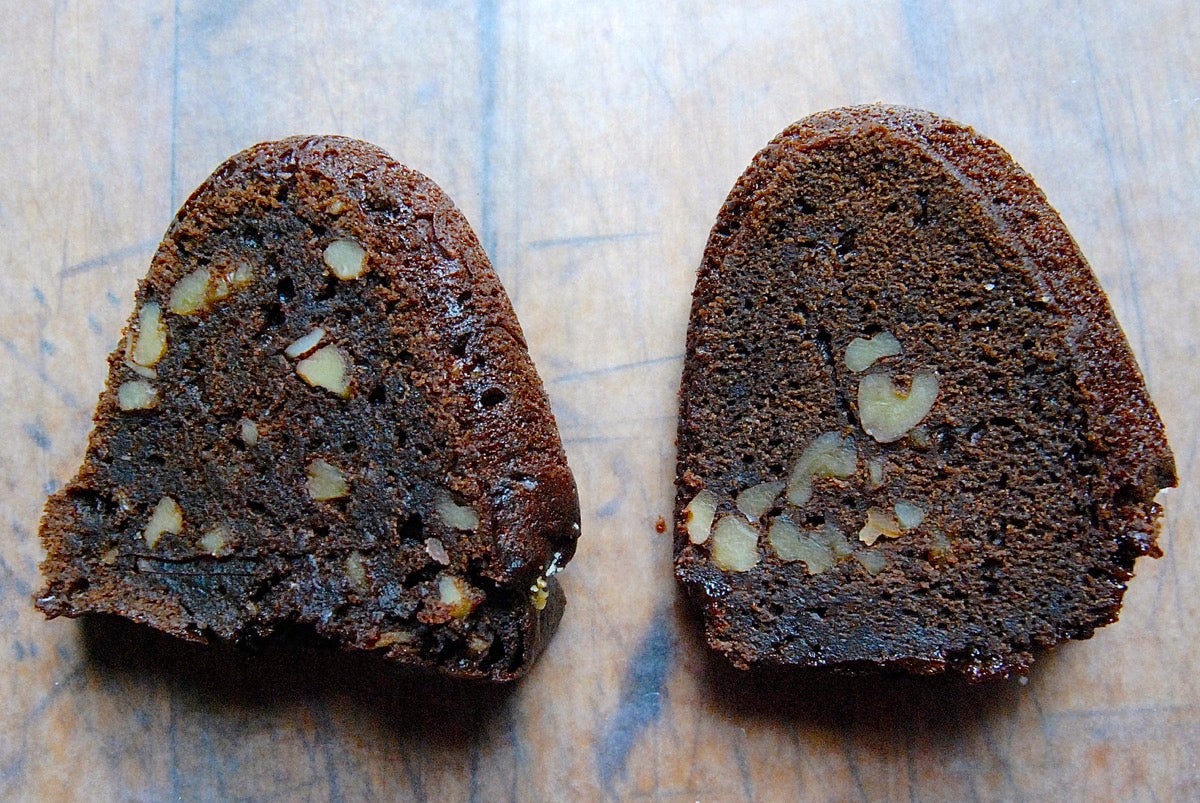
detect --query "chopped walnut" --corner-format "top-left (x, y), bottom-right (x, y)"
top-left (736, 480), bottom-right (785, 522)
top-left (323, 238), bottom-right (368, 280)
top-left (434, 491), bottom-right (481, 531)
top-left (141, 496), bottom-right (182, 549)
top-left (710, 515), bottom-right (760, 572)
top-left (296, 344), bottom-right (351, 397)
top-left (117, 380), bottom-right (158, 411)
top-left (306, 458), bottom-right (348, 500)
top-left (844, 331), bottom-right (901, 372)
top-left (787, 432), bottom-right (858, 507)
top-left (128, 302), bottom-right (167, 368)
top-left (858, 370), bottom-right (939, 443)
top-left (684, 489), bottom-right (718, 545)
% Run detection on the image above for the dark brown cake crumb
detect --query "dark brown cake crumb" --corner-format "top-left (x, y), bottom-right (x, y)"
top-left (674, 105), bottom-right (1176, 681)
top-left (37, 136), bottom-right (580, 681)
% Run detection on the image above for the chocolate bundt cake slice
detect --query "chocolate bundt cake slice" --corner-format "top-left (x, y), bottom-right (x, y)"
top-left (38, 136), bottom-right (579, 681)
top-left (675, 105), bottom-right (1175, 680)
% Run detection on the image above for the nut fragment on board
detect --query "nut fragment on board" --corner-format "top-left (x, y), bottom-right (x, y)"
top-left (239, 418), bottom-right (259, 446)
top-left (198, 525), bottom-right (233, 557)
top-left (439, 575), bottom-right (481, 619)
top-left (285, 327), bottom-right (326, 359)
top-left (858, 506), bottom-right (902, 546)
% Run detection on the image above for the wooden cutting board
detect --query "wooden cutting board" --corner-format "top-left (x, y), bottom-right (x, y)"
top-left (1, 2), bottom-right (1196, 800)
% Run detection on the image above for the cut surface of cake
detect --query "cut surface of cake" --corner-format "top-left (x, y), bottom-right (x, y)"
top-left (674, 105), bottom-right (1175, 680)
top-left (38, 136), bottom-right (580, 681)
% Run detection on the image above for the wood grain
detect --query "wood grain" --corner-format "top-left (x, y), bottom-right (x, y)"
top-left (1, 1), bottom-right (1197, 800)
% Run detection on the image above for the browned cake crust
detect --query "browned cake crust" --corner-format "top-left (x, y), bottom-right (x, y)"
top-left (37, 136), bottom-right (580, 681)
top-left (674, 105), bottom-right (1176, 680)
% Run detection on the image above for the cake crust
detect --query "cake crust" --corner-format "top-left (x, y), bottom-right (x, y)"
top-left (37, 136), bottom-right (580, 681)
top-left (675, 105), bottom-right (1175, 680)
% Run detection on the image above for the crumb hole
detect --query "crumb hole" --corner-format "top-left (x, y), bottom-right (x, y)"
top-left (480, 388), bottom-right (506, 408)
top-left (315, 275), bottom-right (338, 301)
top-left (262, 302), bottom-right (285, 328)
top-left (835, 229), bottom-right (858, 258)
top-left (399, 513), bottom-right (424, 542)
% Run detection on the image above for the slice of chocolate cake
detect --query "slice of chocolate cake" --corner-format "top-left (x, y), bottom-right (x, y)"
top-left (674, 105), bottom-right (1176, 680)
top-left (37, 136), bottom-right (580, 681)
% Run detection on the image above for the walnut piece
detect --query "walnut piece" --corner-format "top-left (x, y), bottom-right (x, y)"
top-left (736, 480), bottom-right (785, 522)
top-left (124, 360), bottom-right (157, 380)
top-left (198, 525), bottom-right (233, 557)
top-left (434, 491), bottom-right (481, 531)
top-left (768, 515), bottom-right (834, 574)
top-left (323, 238), bottom-right (368, 280)
top-left (209, 262), bottom-right (254, 301)
top-left (239, 418), bottom-right (259, 446)
top-left (529, 576), bottom-right (550, 611)
top-left (296, 344), bottom-right (351, 397)
top-left (853, 550), bottom-right (888, 575)
top-left (894, 500), bottom-right (926, 530)
top-left (117, 380), bottom-right (158, 411)
top-left (285, 327), bottom-right (326, 359)
top-left (844, 331), bottom-right (901, 372)
top-left (439, 575), bottom-right (480, 619)
top-left (816, 522), bottom-right (856, 558)
top-left (858, 506), bottom-right (902, 546)
top-left (710, 515), bottom-right (760, 572)
top-left (424, 537), bottom-right (450, 565)
top-left (867, 457), bottom-right (886, 489)
top-left (306, 458), bottom-right (349, 500)
top-left (375, 630), bottom-right (417, 650)
top-left (786, 432), bottom-right (858, 507)
top-left (168, 268), bottom-right (212, 315)
top-left (345, 550), bottom-right (368, 590)
top-left (128, 302), bottom-right (167, 368)
top-left (141, 496), bottom-right (182, 549)
top-left (466, 632), bottom-right (495, 658)
top-left (684, 489), bottom-right (718, 544)
top-left (858, 370), bottom-right (939, 443)
top-left (927, 530), bottom-right (954, 563)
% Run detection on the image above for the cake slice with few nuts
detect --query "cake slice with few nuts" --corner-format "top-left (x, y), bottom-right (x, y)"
top-left (36, 136), bottom-right (580, 681)
top-left (675, 105), bottom-right (1175, 681)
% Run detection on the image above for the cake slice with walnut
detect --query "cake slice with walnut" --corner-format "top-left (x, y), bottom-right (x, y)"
top-left (37, 136), bottom-right (580, 681)
top-left (674, 105), bottom-right (1175, 680)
